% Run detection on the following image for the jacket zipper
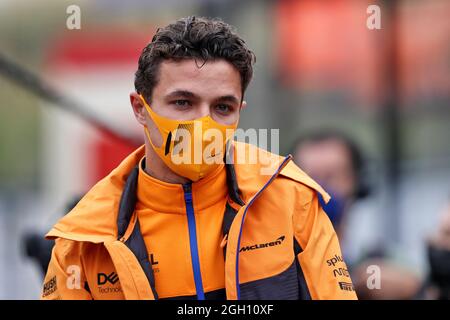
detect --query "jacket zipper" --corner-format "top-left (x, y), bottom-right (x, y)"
top-left (234, 155), bottom-right (292, 299)
top-left (183, 183), bottom-right (205, 300)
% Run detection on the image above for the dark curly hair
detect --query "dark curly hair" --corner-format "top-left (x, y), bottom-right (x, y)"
top-left (134, 16), bottom-right (256, 102)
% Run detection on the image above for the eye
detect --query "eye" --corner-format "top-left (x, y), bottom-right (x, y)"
top-left (215, 104), bottom-right (232, 115)
top-left (172, 100), bottom-right (192, 108)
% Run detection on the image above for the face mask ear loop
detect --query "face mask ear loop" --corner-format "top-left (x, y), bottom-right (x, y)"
top-left (140, 95), bottom-right (166, 152)
top-left (143, 126), bottom-right (159, 151)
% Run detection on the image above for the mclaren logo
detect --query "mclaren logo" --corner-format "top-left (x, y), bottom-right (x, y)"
top-left (239, 236), bottom-right (285, 252)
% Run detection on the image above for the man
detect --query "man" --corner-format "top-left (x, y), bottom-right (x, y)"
top-left (292, 131), bottom-right (376, 266)
top-left (427, 202), bottom-right (450, 299)
top-left (292, 131), bottom-right (369, 233)
top-left (41, 16), bottom-right (356, 300)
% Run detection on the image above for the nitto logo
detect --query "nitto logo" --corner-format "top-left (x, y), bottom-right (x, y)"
top-left (97, 272), bottom-right (119, 285)
top-left (333, 267), bottom-right (350, 278)
top-left (239, 236), bottom-right (285, 252)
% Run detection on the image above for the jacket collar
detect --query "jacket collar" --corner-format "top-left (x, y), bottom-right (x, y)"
top-left (136, 157), bottom-right (228, 214)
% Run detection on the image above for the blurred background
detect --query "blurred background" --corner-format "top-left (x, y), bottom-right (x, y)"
top-left (0, 0), bottom-right (449, 299)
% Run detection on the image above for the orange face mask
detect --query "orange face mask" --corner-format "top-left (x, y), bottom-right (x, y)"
top-left (140, 95), bottom-right (237, 181)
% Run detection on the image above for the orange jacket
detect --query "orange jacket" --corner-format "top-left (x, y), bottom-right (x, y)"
top-left (41, 142), bottom-right (357, 300)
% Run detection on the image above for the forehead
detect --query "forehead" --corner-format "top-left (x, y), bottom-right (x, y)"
top-left (154, 59), bottom-right (242, 100)
top-left (296, 139), bottom-right (353, 169)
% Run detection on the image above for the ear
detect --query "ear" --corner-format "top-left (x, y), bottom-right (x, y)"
top-left (240, 100), bottom-right (247, 110)
top-left (130, 92), bottom-right (147, 126)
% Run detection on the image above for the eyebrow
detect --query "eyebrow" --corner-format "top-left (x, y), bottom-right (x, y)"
top-left (165, 90), bottom-right (199, 100)
top-left (215, 95), bottom-right (240, 105)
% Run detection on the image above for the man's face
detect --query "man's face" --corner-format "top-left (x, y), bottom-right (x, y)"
top-left (131, 59), bottom-right (245, 147)
top-left (294, 138), bottom-right (356, 201)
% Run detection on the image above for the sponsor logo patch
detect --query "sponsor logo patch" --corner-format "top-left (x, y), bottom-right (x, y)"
top-left (97, 272), bottom-right (119, 285)
top-left (42, 276), bottom-right (57, 297)
top-left (239, 236), bottom-right (285, 252)
top-left (339, 281), bottom-right (355, 292)
top-left (97, 272), bottom-right (122, 295)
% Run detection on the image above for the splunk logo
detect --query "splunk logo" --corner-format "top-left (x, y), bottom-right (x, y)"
top-left (239, 236), bottom-right (285, 252)
top-left (326, 254), bottom-right (344, 267)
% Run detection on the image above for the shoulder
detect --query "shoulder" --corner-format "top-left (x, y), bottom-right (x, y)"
top-left (46, 146), bottom-right (147, 243)
top-left (231, 141), bottom-right (329, 206)
top-left (278, 160), bottom-right (330, 204)
top-left (52, 238), bottom-right (99, 257)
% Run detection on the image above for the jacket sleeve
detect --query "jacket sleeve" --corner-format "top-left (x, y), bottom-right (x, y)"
top-left (41, 238), bottom-right (92, 300)
top-left (293, 186), bottom-right (358, 300)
